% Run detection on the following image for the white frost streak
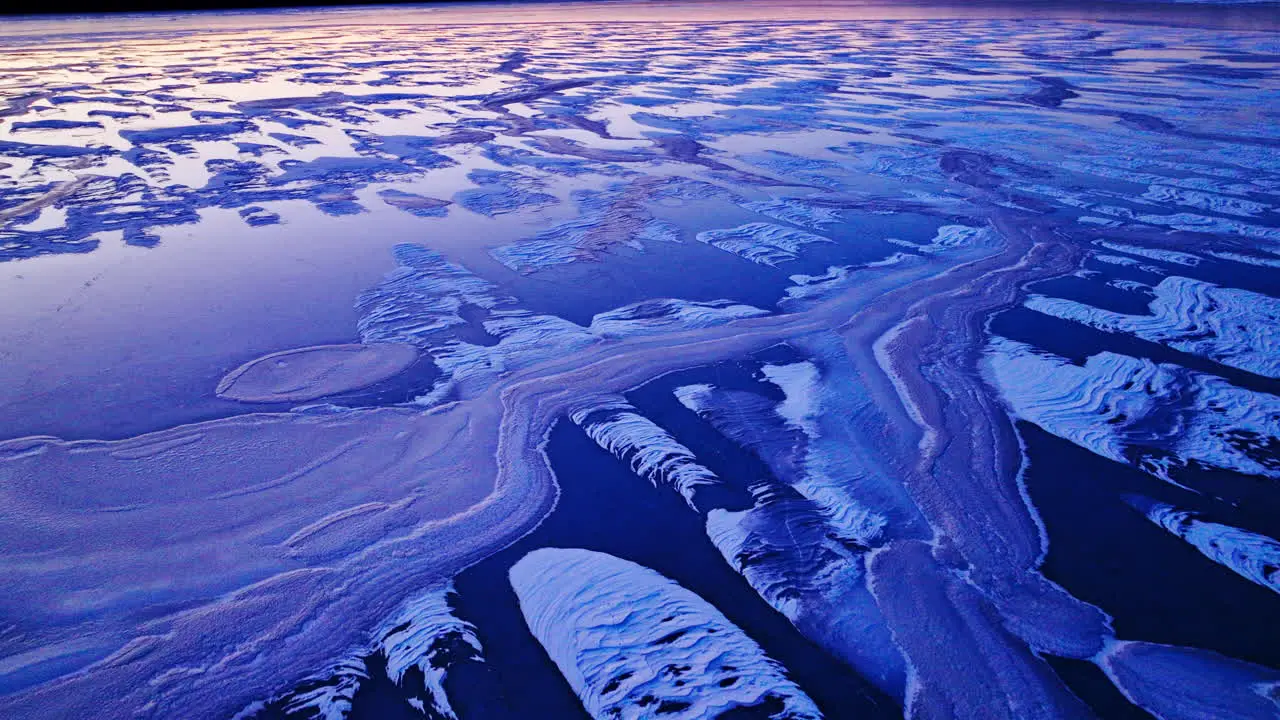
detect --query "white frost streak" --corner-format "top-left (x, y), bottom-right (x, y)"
top-left (1126, 496), bottom-right (1280, 595)
top-left (509, 548), bottom-right (822, 720)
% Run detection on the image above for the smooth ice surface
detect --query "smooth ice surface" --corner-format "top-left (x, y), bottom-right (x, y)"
top-left (216, 343), bottom-right (419, 403)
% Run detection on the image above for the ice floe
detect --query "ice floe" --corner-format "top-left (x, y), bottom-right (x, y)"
top-left (509, 548), bottom-right (822, 720)
top-left (216, 343), bottom-right (419, 404)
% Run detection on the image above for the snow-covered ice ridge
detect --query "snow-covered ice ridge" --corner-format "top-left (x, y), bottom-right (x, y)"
top-left (1025, 275), bottom-right (1280, 379)
top-left (985, 337), bottom-right (1280, 483)
top-left (253, 582), bottom-right (481, 719)
top-left (510, 548), bottom-right (822, 720)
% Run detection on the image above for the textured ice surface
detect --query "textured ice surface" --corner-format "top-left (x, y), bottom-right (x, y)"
top-left (3, 6), bottom-right (1280, 719)
top-left (258, 581), bottom-right (480, 719)
top-left (571, 399), bottom-right (722, 511)
top-left (985, 338), bottom-right (1280, 482)
top-left (509, 548), bottom-right (822, 720)
top-left (697, 223), bottom-right (834, 267)
top-left (1025, 276), bottom-right (1280, 378)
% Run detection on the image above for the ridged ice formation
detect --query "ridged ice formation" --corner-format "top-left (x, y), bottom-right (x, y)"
top-left (453, 169), bottom-right (559, 217)
top-left (675, 374), bottom-right (887, 548)
top-left (696, 222), bottom-right (833, 266)
top-left (985, 338), bottom-right (1280, 482)
top-left (1026, 276), bottom-right (1280, 378)
top-left (6, 11), bottom-right (1280, 720)
top-left (357, 244), bottom-right (772, 403)
top-left (570, 399), bottom-right (722, 510)
top-left (259, 581), bottom-right (481, 719)
top-left (674, 361), bottom-right (917, 695)
top-left (509, 548), bottom-right (822, 720)
top-left (589, 299), bottom-right (770, 338)
top-left (379, 583), bottom-right (484, 718)
top-left (741, 198), bottom-right (843, 231)
top-left (356, 244), bottom-right (510, 348)
top-left (1124, 496), bottom-right (1280, 595)
top-left (889, 224), bottom-right (992, 255)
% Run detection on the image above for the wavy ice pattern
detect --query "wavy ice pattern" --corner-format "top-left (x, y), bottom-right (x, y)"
top-left (357, 245), bottom-right (770, 403)
top-left (984, 338), bottom-right (1280, 483)
top-left (509, 548), bottom-right (822, 720)
top-left (570, 399), bottom-right (721, 510)
top-left (1025, 275), bottom-right (1280, 379)
top-left (380, 584), bottom-right (484, 718)
top-left (741, 198), bottom-right (843, 231)
top-left (356, 244), bottom-right (510, 348)
top-left (1125, 496), bottom-right (1280, 595)
top-left (705, 499), bottom-right (907, 697)
top-left (675, 374), bottom-right (887, 548)
top-left (260, 581), bottom-right (481, 719)
top-left (696, 222), bottom-right (833, 267)
top-left (489, 181), bottom-right (681, 273)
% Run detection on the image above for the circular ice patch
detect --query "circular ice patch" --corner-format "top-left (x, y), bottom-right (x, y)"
top-left (215, 343), bottom-right (419, 403)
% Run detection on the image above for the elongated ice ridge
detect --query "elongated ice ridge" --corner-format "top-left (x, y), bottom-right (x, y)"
top-left (705, 497), bottom-right (906, 696)
top-left (888, 224), bottom-right (992, 255)
top-left (270, 658), bottom-right (368, 720)
top-left (1124, 496), bottom-right (1280, 595)
top-left (570, 400), bottom-right (721, 510)
top-left (259, 581), bottom-right (480, 720)
top-left (589, 299), bottom-right (769, 338)
top-left (984, 338), bottom-right (1280, 482)
top-left (696, 222), bottom-right (833, 267)
top-left (380, 582), bottom-right (483, 719)
top-left (1025, 276), bottom-right (1280, 379)
top-left (674, 367), bottom-right (909, 695)
top-left (509, 548), bottom-right (823, 720)
top-left (358, 245), bottom-right (772, 404)
top-left (1096, 240), bottom-right (1200, 267)
top-left (674, 378), bottom-right (886, 547)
